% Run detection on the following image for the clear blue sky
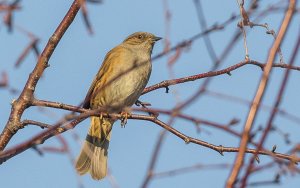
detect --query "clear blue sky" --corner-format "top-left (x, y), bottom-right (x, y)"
top-left (1, 0), bottom-right (300, 187)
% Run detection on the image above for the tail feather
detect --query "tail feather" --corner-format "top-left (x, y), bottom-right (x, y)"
top-left (90, 147), bottom-right (107, 180)
top-left (75, 116), bottom-right (113, 180)
top-left (75, 141), bottom-right (93, 175)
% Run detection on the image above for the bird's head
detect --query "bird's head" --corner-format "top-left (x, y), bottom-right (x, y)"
top-left (123, 32), bottom-right (162, 53)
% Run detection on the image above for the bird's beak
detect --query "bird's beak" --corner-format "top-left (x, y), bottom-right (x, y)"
top-left (152, 36), bottom-right (162, 42)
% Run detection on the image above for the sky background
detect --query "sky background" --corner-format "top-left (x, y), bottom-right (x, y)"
top-left (1, 0), bottom-right (300, 187)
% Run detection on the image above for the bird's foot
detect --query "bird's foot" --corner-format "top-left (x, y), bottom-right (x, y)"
top-left (120, 111), bottom-right (131, 128)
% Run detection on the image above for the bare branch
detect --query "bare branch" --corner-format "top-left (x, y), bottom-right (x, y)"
top-left (0, 0), bottom-right (83, 151)
top-left (226, 1), bottom-right (297, 186)
top-left (241, 16), bottom-right (300, 187)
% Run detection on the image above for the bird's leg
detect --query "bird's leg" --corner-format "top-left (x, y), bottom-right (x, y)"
top-left (99, 111), bottom-right (109, 120)
top-left (120, 108), bottom-right (131, 128)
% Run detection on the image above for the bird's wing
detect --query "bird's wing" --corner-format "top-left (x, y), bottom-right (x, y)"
top-left (82, 70), bottom-right (101, 109)
top-left (82, 46), bottom-right (131, 109)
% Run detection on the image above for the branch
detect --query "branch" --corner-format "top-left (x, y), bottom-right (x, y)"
top-left (241, 14), bottom-right (300, 186)
top-left (142, 60), bottom-right (300, 95)
top-left (0, 0), bottom-right (83, 151)
top-left (153, 163), bottom-right (231, 178)
top-left (226, 0), bottom-right (297, 186)
top-left (31, 99), bottom-right (284, 154)
top-left (1, 107), bottom-right (299, 165)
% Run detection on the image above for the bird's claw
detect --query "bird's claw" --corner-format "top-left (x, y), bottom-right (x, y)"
top-left (120, 111), bottom-right (130, 128)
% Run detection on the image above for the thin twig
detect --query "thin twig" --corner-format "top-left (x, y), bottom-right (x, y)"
top-left (143, 60), bottom-right (300, 95)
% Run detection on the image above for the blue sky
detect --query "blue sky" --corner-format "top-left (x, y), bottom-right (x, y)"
top-left (1, 0), bottom-right (300, 187)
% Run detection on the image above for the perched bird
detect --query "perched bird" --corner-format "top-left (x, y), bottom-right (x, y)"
top-left (75, 32), bottom-right (161, 180)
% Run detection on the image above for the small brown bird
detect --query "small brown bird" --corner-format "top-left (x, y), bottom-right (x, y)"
top-left (75, 32), bottom-right (161, 180)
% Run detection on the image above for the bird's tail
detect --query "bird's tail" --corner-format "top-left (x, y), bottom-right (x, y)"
top-left (75, 116), bottom-right (114, 180)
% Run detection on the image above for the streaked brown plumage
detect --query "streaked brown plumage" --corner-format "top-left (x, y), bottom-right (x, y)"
top-left (75, 32), bottom-right (161, 180)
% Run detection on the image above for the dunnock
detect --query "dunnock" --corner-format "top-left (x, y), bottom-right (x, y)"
top-left (75, 32), bottom-right (161, 180)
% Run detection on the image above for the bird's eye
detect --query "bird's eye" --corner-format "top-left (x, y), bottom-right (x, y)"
top-left (138, 35), bottom-right (144, 39)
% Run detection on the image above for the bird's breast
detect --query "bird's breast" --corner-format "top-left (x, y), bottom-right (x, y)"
top-left (113, 60), bottom-right (151, 108)
top-left (97, 60), bottom-right (151, 112)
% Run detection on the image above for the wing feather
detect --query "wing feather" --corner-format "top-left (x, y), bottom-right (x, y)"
top-left (82, 45), bottom-right (132, 109)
